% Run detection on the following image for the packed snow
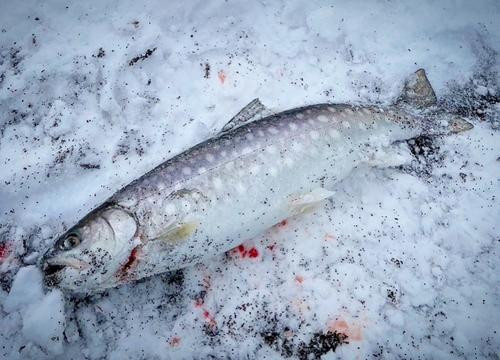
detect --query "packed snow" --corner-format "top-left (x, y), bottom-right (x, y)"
top-left (1, 0), bottom-right (499, 359)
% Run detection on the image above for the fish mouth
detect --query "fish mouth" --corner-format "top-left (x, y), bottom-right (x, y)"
top-left (42, 257), bottom-right (90, 284)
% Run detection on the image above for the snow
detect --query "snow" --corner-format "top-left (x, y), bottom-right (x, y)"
top-left (1, 0), bottom-right (499, 359)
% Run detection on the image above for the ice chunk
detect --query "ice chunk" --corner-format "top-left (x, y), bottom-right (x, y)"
top-left (22, 290), bottom-right (66, 355)
top-left (4, 266), bottom-right (44, 313)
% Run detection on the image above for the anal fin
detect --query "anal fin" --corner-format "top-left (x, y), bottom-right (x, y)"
top-left (289, 188), bottom-right (335, 216)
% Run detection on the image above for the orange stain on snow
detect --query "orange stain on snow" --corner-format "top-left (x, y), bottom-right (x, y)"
top-left (218, 71), bottom-right (227, 84)
top-left (328, 318), bottom-right (363, 342)
top-left (324, 233), bottom-right (336, 241)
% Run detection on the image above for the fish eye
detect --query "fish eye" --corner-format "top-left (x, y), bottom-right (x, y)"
top-left (60, 233), bottom-right (81, 250)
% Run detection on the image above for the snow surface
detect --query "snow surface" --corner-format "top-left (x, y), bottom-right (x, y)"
top-left (1, 0), bottom-right (499, 359)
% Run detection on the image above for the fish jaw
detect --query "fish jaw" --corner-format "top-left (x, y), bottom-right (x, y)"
top-left (42, 255), bottom-right (90, 288)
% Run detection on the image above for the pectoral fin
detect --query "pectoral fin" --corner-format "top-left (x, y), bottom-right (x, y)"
top-left (289, 188), bottom-right (336, 216)
top-left (151, 221), bottom-right (198, 244)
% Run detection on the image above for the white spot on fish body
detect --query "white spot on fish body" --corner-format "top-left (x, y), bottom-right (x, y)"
top-left (242, 147), bottom-right (253, 156)
top-left (362, 108), bottom-right (372, 115)
top-left (329, 129), bottom-right (341, 139)
top-left (266, 146), bottom-right (277, 155)
top-left (308, 119), bottom-right (316, 125)
top-left (269, 167), bottom-right (278, 177)
top-left (327, 107), bottom-right (336, 113)
top-left (296, 113), bottom-right (305, 119)
top-left (358, 123), bottom-right (367, 130)
top-left (268, 127), bottom-right (279, 134)
top-left (317, 115), bottom-right (328, 123)
top-left (246, 133), bottom-right (254, 140)
top-left (221, 151), bottom-right (228, 158)
top-left (289, 123), bottom-right (299, 131)
top-left (174, 183), bottom-right (182, 191)
top-left (250, 163), bottom-right (261, 174)
top-left (206, 154), bottom-right (215, 163)
top-left (182, 167), bottom-right (192, 175)
top-left (342, 121), bottom-right (351, 129)
top-left (236, 183), bottom-right (247, 194)
top-left (181, 200), bottom-right (191, 211)
top-left (284, 157), bottom-right (294, 167)
top-left (346, 108), bottom-right (354, 115)
top-left (291, 141), bottom-right (304, 152)
top-left (165, 203), bottom-right (176, 215)
top-left (199, 167), bottom-right (207, 174)
top-left (310, 130), bottom-right (320, 140)
top-left (213, 177), bottom-right (223, 190)
top-left (258, 130), bottom-right (265, 137)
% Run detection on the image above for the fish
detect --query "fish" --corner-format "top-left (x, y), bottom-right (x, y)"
top-left (40, 69), bottom-right (473, 293)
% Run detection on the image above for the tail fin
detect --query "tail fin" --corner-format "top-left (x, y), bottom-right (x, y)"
top-left (397, 69), bottom-right (437, 108)
top-left (399, 69), bottom-right (473, 134)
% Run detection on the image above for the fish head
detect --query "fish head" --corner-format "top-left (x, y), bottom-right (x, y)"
top-left (41, 204), bottom-right (138, 293)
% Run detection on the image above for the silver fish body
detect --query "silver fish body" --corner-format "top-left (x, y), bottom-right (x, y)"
top-left (40, 70), bottom-right (471, 293)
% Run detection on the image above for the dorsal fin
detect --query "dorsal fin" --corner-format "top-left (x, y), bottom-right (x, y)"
top-left (398, 69), bottom-right (437, 108)
top-left (220, 98), bottom-right (266, 134)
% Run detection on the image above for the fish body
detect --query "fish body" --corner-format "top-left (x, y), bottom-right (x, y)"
top-left (41, 70), bottom-right (471, 293)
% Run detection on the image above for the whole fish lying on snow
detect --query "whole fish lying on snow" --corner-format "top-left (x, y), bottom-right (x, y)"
top-left (41, 69), bottom-right (472, 293)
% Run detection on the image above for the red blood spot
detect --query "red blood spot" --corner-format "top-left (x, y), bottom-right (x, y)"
top-left (218, 71), bottom-right (226, 84)
top-left (295, 275), bottom-right (304, 283)
top-left (203, 310), bottom-right (211, 319)
top-left (237, 244), bottom-right (248, 258)
top-left (0, 243), bottom-right (12, 265)
top-left (248, 248), bottom-right (259, 258)
top-left (170, 337), bottom-right (181, 346)
top-left (96, 306), bottom-right (103, 312)
top-left (231, 244), bottom-right (259, 259)
top-left (279, 220), bottom-right (287, 227)
top-left (268, 245), bottom-right (275, 251)
top-left (280, 71), bottom-right (284, 77)
top-left (195, 299), bottom-right (204, 308)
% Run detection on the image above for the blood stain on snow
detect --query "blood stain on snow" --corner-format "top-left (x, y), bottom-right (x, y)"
top-left (327, 319), bottom-right (363, 342)
top-left (0, 243), bottom-right (12, 265)
top-left (295, 275), bottom-right (304, 284)
top-left (248, 247), bottom-right (259, 258)
top-left (218, 71), bottom-right (227, 84)
top-left (170, 337), bottom-right (181, 346)
top-left (324, 233), bottom-right (336, 241)
top-left (279, 220), bottom-right (288, 227)
top-left (231, 244), bottom-right (259, 259)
